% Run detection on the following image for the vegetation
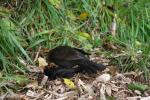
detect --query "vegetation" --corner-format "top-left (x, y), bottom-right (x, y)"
top-left (0, 0), bottom-right (150, 93)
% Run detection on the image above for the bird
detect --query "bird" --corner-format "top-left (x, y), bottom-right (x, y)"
top-left (44, 66), bottom-right (79, 80)
top-left (44, 46), bottom-right (106, 79)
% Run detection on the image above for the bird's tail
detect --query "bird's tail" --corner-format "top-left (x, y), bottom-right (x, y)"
top-left (77, 59), bottom-right (106, 74)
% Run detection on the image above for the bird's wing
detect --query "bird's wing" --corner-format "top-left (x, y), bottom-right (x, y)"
top-left (49, 48), bottom-right (86, 61)
top-left (55, 49), bottom-right (85, 61)
top-left (48, 46), bottom-right (89, 61)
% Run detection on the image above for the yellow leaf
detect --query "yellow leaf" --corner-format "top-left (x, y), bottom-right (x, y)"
top-left (77, 32), bottom-right (91, 40)
top-left (63, 78), bottom-right (76, 89)
top-left (78, 12), bottom-right (89, 20)
top-left (49, 0), bottom-right (61, 9)
top-left (38, 57), bottom-right (48, 71)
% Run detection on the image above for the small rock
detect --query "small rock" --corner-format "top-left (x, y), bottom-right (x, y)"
top-left (134, 90), bottom-right (141, 95)
top-left (96, 73), bottom-right (111, 83)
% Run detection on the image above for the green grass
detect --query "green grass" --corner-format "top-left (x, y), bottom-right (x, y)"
top-left (115, 2), bottom-right (150, 75)
top-left (0, 17), bottom-right (32, 93)
top-left (0, 0), bottom-right (150, 93)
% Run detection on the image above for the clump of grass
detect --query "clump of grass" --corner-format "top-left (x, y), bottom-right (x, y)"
top-left (114, 1), bottom-right (150, 78)
top-left (0, 17), bottom-right (32, 93)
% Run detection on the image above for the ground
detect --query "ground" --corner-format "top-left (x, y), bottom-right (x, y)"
top-left (0, 50), bottom-right (149, 100)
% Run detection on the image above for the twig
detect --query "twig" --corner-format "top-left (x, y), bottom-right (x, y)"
top-left (34, 46), bottom-right (41, 62)
top-left (43, 89), bottom-right (63, 97)
top-left (40, 75), bottom-right (48, 87)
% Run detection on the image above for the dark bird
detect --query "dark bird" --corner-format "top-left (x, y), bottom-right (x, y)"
top-left (44, 46), bottom-right (106, 79)
top-left (44, 66), bottom-right (79, 80)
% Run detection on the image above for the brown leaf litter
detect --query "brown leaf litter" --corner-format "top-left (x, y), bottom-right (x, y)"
top-left (0, 51), bottom-right (149, 100)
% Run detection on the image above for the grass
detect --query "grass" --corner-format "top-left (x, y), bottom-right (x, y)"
top-left (0, 0), bottom-right (150, 92)
top-left (115, 2), bottom-right (150, 74)
top-left (0, 17), bottom-right (32, 93)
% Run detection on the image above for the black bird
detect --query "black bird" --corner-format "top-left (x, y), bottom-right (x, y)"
top-left (44, 46), bottom-right (106, 79)
top-left (44, 66), bottom-right (79, 80)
